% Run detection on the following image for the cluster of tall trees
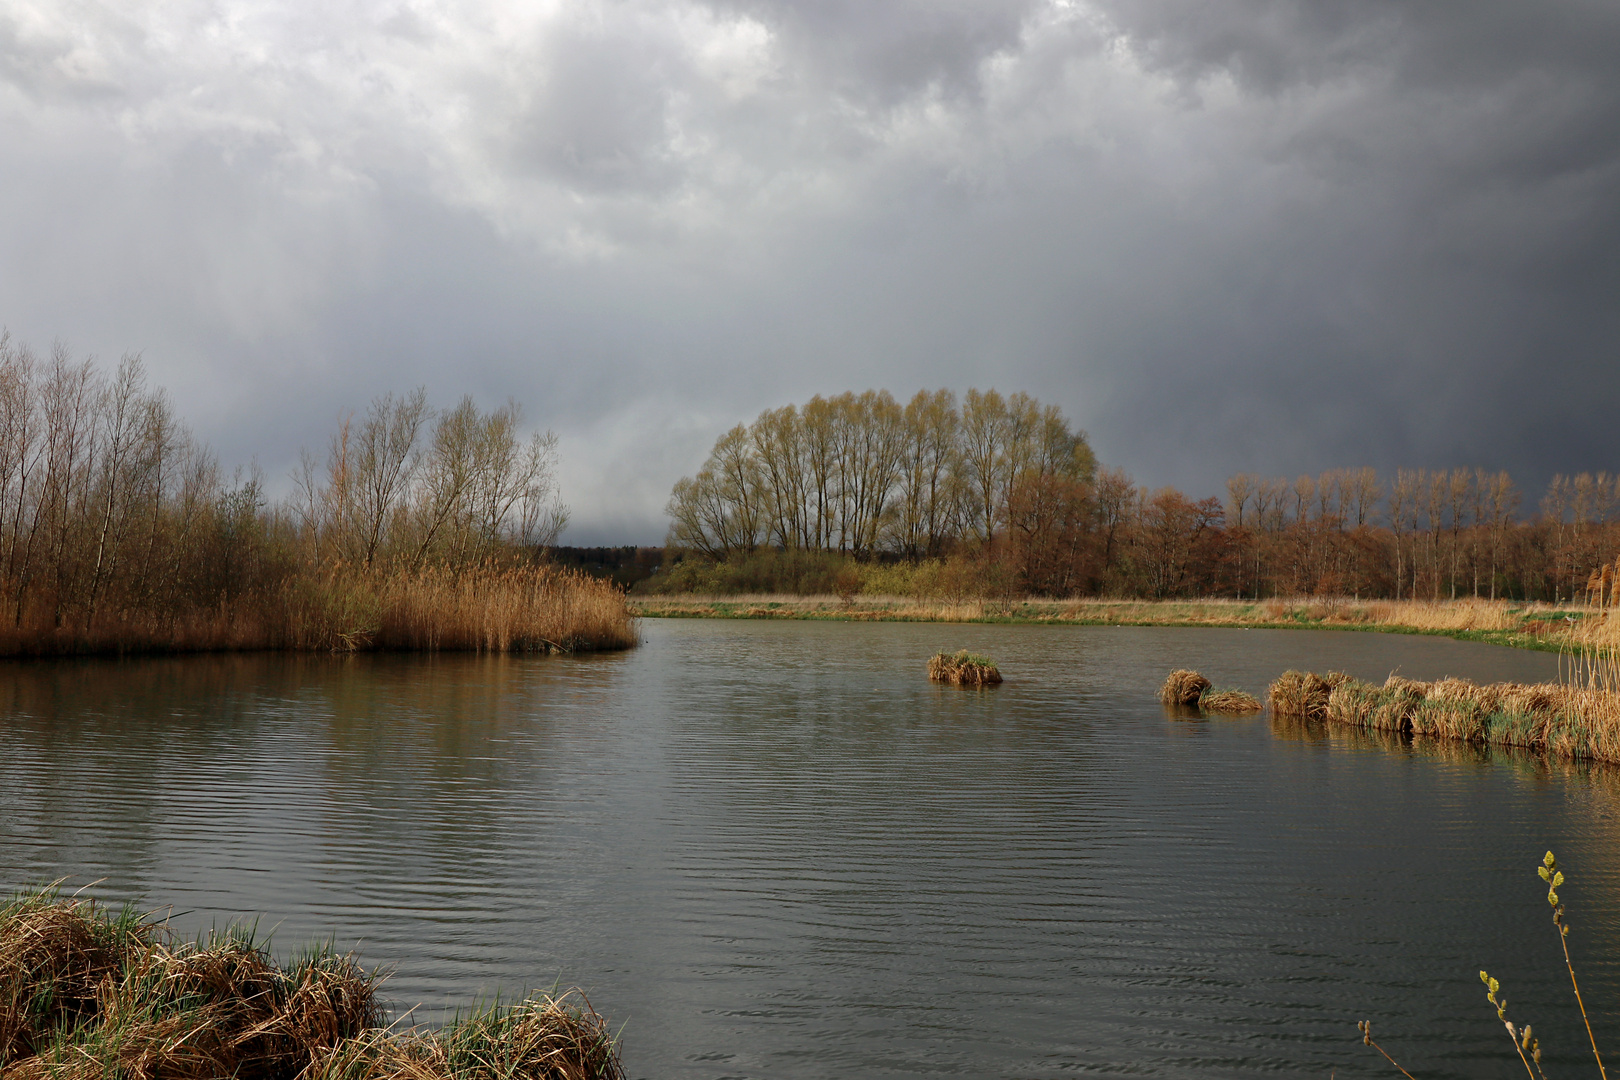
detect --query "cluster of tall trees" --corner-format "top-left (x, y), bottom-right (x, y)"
top-left (1215, 467), bottom-right (1617, 602)
top-left (666, 388), bottom-right (1620, 601)
top-left (666, 388), bottom-right (1096, 562)
top-left (0, 334), bottom-right (566, 641)
top-left (293, 388), bottom-right (566, 571)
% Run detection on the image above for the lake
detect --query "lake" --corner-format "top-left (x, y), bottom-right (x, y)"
top-left (2, 620), bottom-right (1618, 1078)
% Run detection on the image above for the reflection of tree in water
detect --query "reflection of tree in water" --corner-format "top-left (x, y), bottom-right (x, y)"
top-left (1270, 709), bottom-right (1620, 784)
top-left (1269, 710), bottom-right (1620, 977)
top-left (309, 652), bottom-right (635, 875)
top-left (0, 654), bottom-right (319, 900)
top-left (0, 649), bottom-right (646, 1023)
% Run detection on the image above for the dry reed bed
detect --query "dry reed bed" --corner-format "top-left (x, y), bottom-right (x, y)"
top-left (928, 650), bottom-right (1002, 686)
top-left (0, 565), bottom-right (636, 657)
top-left (364, 566), bottom-right (636, 653)
top-left (1158, 669), bottom-right (1261, 714)
top-left (0, 888), bottom-right (623, 1080)
top-left (1267, 670), bottom-right (1620, 763)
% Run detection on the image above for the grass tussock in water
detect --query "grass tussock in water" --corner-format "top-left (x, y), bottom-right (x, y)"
top-left (1159, 669), bottom-right (1211, 706)
top-left (1267, 669), bottom-right (1620, 763)
top-left (1159, 670), bottom-right (1259, 714)
top-left (928, 650), bottom-right (1002, 686)
top-left (1198, 688), bottom-right (1262, 714)
top-left (0, 888), bottom-right (624, 1080)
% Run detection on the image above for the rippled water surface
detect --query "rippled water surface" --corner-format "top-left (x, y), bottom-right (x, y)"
top-left (4, 621), bottom-right (1620, 1078)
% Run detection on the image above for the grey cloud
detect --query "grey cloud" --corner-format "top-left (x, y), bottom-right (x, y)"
top-left (1094, 1), bottom-right (1620, 95)
top-left (1, 0), bottom-right (1618, 542)
top-left (709, 0), bottom-right (1041, 103)
top-left (508, 19), bottom-right (685, 193)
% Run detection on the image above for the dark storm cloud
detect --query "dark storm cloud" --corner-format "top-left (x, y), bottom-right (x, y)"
top-left (1067, 0), bottom-right (1620, 493)
top-left (0, 0), bottom-right (1617, 542)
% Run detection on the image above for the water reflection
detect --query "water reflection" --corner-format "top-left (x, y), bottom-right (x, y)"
top-left (0, 624), bottom-right (1617, 1079)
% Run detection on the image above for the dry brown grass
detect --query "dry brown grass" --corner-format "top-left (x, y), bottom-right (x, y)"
top-left (632, 595), bottom-right (1575, 645)
top-left (1359, 599), bottom-right (1525, 633)
top-left (1199, 688), bottom-right (1262, 714)
top-left (0, 603), bottom-right (281, 658)
top-left (1, 887), bottom-right (623, 1080)
top-left (1266, 669), bottom-right (1620, 764)
top-left (1266, 670), bottom-right (1351, 721)
top-left (307, 992), bottom-right (622, 1080)
top-left (1159, 669), bottom-right (1211, 706)
top-left (0, 564), bottom-right (636, 657)
top-left (0, 890), bottom-right (153, 1061)
top-left (928, 650), bottom-right (1002, 686)
top-left (1159, 669), bottom-right (1259, 714)
top-left (368, 566), bottom-right (636, 653)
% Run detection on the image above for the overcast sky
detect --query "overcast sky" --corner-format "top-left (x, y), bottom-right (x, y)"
top-left (2, 0), bottom-right (1617, 543)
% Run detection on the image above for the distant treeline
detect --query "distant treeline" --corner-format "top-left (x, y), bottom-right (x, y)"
top-left (0, 334), bottom-right (632, 653)
top-left (660, 388), bottom-right (1620, 602)
top-left (548, 546), bottom-right (663, 588)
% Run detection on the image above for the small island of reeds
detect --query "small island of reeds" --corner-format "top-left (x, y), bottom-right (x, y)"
top-left (1158, 669), bottom-right (1262, 714)
top-left (0, 886), bottom-right (624, 1080)
top-left (1267, 668), bottom-right (1620, 763)
top-left (928, 650), bottom-right (1002, 686)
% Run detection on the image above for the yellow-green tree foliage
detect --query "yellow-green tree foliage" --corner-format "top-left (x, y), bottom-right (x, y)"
top-left (665, 389), bottom-right (1096, 560)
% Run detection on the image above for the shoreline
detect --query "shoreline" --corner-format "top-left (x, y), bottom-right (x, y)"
top-left (629, 596), bottom-right (1588, 653)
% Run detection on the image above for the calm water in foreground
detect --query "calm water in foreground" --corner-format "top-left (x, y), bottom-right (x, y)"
top-left (3, 621), bottom-right (1620, 1078)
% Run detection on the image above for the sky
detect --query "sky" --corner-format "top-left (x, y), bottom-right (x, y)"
top-left (2, 0), bottom-right (1618, 544)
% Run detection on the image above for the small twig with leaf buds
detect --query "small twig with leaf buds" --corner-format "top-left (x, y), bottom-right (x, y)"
top-left (1540, 850), bottom-right (1608, 1079)
top-left (1481, 970), bottom-right (1541, 1080)
top-left (1357, 1021), bottom-right (1417, 1079)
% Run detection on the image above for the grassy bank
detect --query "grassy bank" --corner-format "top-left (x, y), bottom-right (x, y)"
top-left (0, 565), bottom-right (637, 657)
top-left (631, 595), bottom-right (1581, 651)
top-left (0, 886), bottom-right (623, 1080)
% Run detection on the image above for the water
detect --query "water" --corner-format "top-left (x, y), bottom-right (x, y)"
top-left (2, 620), bottom-right (1618, 1078)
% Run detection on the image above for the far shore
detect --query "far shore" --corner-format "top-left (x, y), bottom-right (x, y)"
top-left (629, 595), bottom-right (1596, 653)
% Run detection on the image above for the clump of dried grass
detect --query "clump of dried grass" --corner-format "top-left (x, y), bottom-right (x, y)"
top-left (1159, 669), bottom-right (1211, 706)
top-left (1265, 669), bottom-right (1620, 764)
top-left (0, 888), bottom-right (155, 1062)
top-left (1160, 669), bottom-right (1260, 714)
top-left (309, 991), bottom-right (623, 1080)
top-left (1266, 670), bottom-right (1351, 721)
top-left (0, 888), bottom-right (622, 1080)
top-left (2, 890), bottom-right (383, 1080)
top-left (1198, 688), bottom-right (1262, 714)
top-left (928, 650), bottom-right (1002, 686)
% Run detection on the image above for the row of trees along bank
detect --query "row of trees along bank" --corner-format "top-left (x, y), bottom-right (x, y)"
top-left (0, 334), bottom-right (633, 654)
top-left (661, 388), bottom-right (1620, 602)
